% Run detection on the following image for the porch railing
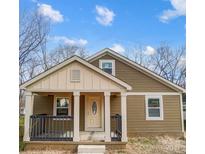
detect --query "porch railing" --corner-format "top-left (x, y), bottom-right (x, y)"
top-left (30, 115), bottom-right (73, 141)
top-left (111, 114), bottom-right (122, 141)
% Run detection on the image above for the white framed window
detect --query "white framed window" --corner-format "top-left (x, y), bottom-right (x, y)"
top-left (99, 59), bottom-right (115, 76)
top-left (70, 69), bottom-right (80, 82)
top-left (53, 97), bottom-right (71, 116)
top-left (145, 95), bottom-right (164, 120)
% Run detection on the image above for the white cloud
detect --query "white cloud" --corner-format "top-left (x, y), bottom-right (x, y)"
top-left (111, 44), bottom-right (125, 53)
top-left (51, 36), bottom-right (88, 46)
top-left (159, 0), bottom-right (186, 23)
top-left (38, 4), bottom-right (63, 23)
top-left (144, 46), bottom-right (156, 56)
top-left (95, 5), bottom-right (115, 26)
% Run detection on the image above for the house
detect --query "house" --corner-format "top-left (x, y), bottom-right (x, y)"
top-left (20, 48), bottom-right (185, 151)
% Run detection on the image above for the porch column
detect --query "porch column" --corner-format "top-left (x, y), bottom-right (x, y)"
top-left (23, 91), bottom-right (34, 141)
top-left (121, 92), bottom-right (128, 142)
top-left (73, 91), bottom-right (80, 141)
top-left (104, 91), bottom-right (111, 142)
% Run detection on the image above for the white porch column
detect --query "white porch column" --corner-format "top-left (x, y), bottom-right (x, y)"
top-left (104, 91), bottom-right (111, 142)
top-left (121, 92), bottom-right (128, 142)
top-left (73, 91), bottom-right (80, 141)
top-left (23, 91), bottom-right (34, 141)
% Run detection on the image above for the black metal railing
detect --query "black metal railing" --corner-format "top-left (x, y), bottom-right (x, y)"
top-left (111, 114), bottom-right (122, 141)
top-left (30, 115), bottom-right (73, 141)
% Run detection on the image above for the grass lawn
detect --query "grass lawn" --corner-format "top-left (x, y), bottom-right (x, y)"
top-left (19, 116), bottom-right (25, 151)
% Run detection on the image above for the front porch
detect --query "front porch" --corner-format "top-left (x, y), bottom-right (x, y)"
top-left (24, 91), bottom-right (127, 143)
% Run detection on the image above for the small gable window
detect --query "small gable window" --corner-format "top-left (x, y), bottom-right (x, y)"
top-left (99, 60), bottom-right (115, 76)
top-left (145, 95), bottom-right (164, 120)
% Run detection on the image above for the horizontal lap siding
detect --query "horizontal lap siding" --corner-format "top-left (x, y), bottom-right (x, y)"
top-left (127, 95), bottom-right (182, 133)
top-left (91, 54), bottom-right (175, 92)
top-left (33, 96), bottom-right (53, 115)
top-left (110, 95), bottom-right (121, 130)
top-left (110, 95), bottom-right (121, 115)
top-left (80, 95), bottom-right (85, 131)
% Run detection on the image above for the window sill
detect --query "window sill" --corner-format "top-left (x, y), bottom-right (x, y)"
top-left (52, 116), bottom-right (72, 121)
top-left (146, 117), bottom-right (164, 121)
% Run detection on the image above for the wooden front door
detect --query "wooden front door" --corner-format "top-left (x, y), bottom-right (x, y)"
top-left (85, 96), bottom-right (103, 131)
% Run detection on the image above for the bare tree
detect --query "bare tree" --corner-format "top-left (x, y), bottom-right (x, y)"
top-left (19, 9), bottom-right (50, 114)
top-left (127, 43), bottom-right (186, 88)
top-left (19, 9), bottom-right (50, 81)
top-left (49, 44), bottom-right (88, 66)
top-left (150, 44), bottom-right (186, 87)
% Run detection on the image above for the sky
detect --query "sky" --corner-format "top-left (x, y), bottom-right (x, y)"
top-left (20, 0), bottom-right (186, 55)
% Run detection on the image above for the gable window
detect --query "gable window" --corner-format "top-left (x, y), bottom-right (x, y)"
top-left (71, 70), bottom-right (80, 82)
top-left (55, 97), bottom-right (71, 116)
top-left (99, 60), bottom-right (115, 76)
top-left (145, 95), bottom-right (163, 120)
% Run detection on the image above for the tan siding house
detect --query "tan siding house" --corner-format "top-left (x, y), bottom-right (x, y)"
top-left (20, 48), bottom-right (185, 149)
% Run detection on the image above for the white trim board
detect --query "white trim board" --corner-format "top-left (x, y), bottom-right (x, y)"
top-left (87, 48), bottom-right (185, 93)
top-left (20, 56), bottom-right (132, 91)
top-left (126, 92), bottom-right (180, 96)
top-left (25, 89), bottom-right (126, 93)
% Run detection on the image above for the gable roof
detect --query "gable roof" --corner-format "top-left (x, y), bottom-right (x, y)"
top-left (20, 55), bottom-right (132, 90)
top-left (87, 48), bottom-right (185, 93)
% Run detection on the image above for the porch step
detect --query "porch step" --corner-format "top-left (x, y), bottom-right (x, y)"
top-left (78, 145), bottom-right (106, 154)
top-left (80, 132), bottom-right (105, 141)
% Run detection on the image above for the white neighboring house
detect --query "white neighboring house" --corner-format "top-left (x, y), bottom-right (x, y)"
top-left (20, 106), bottom-right (25, 115)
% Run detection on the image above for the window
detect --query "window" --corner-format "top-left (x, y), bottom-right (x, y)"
top-left (55, 97), bottom-right (70, 116)
top-left (145, 95), bottom-right (163, 120)
top-left (71, 70), bottom-right (80, 82)
top-left (99, 60), bottom-right (115, 75)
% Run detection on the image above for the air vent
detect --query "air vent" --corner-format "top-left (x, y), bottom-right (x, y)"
top-left (71, 70), bottom-right (80, 82)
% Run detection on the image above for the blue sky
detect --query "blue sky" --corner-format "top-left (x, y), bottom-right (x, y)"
top-left (20, 0), bottom-right (186, 55)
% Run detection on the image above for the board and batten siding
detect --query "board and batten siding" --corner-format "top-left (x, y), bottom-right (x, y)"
top-left (91, 54), bottom-right (176, 92)
top-left (27, 61), bottom-right (124, 91)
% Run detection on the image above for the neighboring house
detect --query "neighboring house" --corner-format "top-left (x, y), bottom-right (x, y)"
top-left (183, 93), bottom-right (186, 120)
top-left (20, 48), bottom-right (185, 150)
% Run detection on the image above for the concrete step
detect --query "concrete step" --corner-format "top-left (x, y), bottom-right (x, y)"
top-left (78, 145), bottom-right (106, 154)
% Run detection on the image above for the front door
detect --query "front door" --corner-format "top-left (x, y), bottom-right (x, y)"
top-left (85, 96), bottom-right (104, 131)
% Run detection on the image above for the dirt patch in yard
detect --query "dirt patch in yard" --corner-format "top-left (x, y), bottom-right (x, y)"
top-left (21, 151), bottom-right (73, 154)
top-left (20, 136), bottom-right (185, 154)
top-left (106, 136), bottom-right (186, 154)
